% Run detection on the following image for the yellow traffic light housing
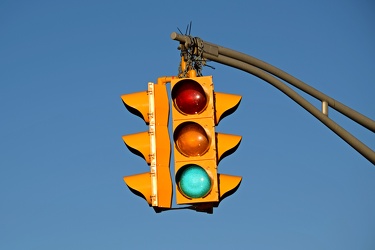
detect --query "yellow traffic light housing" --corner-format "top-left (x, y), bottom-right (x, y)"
top-left (171, 75), bottom-right (242, 212)
top-left (121, 82), bottom-right (172, 210)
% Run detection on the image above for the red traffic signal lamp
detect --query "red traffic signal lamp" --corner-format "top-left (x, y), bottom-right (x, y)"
top-left (171, 75), bottom-right (242, 213)
top-left (121, 81), bottom-right (173, 211)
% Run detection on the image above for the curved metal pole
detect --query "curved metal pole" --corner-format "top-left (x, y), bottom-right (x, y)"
top-left (171, 32), bottom-right (375, 133)
top-left (217, 46), bottom-right (375, 132)
top-left (170, 32), bottom-right (375, 165)
top-left (206, 53), bottom-right (375, 164)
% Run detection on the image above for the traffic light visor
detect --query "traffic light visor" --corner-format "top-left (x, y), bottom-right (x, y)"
top-left (122, 132), bottom-right (151, 164)
top-left (121, 91), bottom-right (149, 124)
top-left (214, 92), bottom-right (242, 125)
top-left (124, 172), bottom-right (152, 205)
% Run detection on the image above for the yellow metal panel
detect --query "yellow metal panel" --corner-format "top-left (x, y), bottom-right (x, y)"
top-left (153, 83), bottom-right (173, 208)
top-left (154, 83), bottom-right (169, 126)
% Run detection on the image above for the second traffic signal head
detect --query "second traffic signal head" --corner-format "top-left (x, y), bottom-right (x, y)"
top-left (121, 82), bottom-right (172, 210)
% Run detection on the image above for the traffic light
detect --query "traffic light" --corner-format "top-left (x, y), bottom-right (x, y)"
top-left (170, 75), bottom-right (242, 213)
top-left (121, 82), bottom-right (172, 211)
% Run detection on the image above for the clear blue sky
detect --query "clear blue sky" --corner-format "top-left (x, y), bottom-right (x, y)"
top-left (1, 0), bottom-right (374, 249)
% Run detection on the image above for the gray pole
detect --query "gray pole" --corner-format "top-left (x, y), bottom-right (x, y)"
top-left (171, 32), bottom-right (375, 165)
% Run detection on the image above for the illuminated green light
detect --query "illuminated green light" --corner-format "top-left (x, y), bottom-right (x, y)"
top-left (177, 165), bottom-right (211, 198)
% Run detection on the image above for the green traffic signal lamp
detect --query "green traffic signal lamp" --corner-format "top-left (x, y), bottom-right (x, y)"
top-left (176, 164), bottom-right (212, 199)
